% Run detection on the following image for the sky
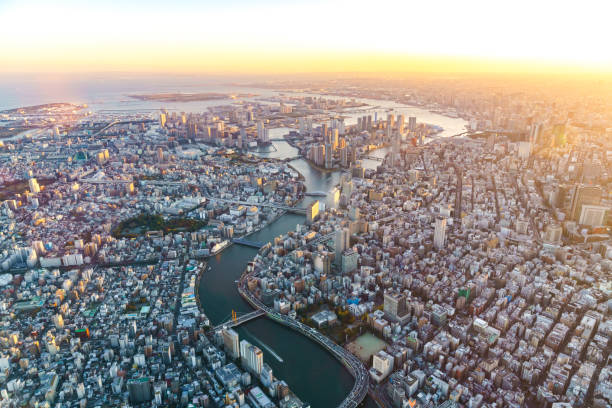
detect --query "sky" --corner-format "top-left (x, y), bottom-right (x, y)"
top-left (1, 0), bottom-right (611, 75)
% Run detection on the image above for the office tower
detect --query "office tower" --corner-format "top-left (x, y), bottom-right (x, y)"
top-left (321, 123), bottom-right (328, 138)
top-left (366, 115), bottom-right (372, 130)
top-left (434, 217), bottom-right (447, 249)
top-left (384, 291), bottom-right (408, 323)
top-left (331, 128), bottom-right (339, 150)
top-left (408, 116), bottom-right (417, 131)
top-left (340, 147), bottom-right (348, 167)
top-left (315, 144), bottom-right (325, 166)
top-left (237, 129), bottom-right (244, 149)
top-left (159, 112), bottom-right (167, 128)
top-left (222, 328), bottom-right (240, 359)
top-left (570, 185), bottom-right (602, 222)
top-left (397, 115), bottom-right (405, 133)
top-left (335, 228), bottom-right (350, 264)
top-left (325, 143), bottom-right (333, 169)
top-left (156, 148), bottom-right (164, 163)
top-left (306, 200), bottom-right (319, 224)
top-left (28, 178), bottom-right (40, 193)
top-left (387, 113), bottom-right (395, 130)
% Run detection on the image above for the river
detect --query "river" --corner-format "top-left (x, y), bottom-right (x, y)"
top-left (0, 79), bottom-right (466, 407)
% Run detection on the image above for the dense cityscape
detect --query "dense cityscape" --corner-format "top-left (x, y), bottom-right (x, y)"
top-left (0, 73), bottom-right (610, 408)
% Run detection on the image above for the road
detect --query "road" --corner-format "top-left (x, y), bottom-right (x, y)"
top-left (237, 265), bottom-right (369, 408)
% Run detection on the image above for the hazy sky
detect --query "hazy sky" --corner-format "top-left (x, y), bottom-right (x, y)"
top-left (1, 0), bottom-right (611, 74)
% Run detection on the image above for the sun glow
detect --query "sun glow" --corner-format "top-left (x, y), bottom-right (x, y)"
top-left (1, 0), bottom-right (611, 75)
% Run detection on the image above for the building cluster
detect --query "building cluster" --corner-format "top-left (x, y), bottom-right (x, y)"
top-left (244, 122), bottom-right (611, 408)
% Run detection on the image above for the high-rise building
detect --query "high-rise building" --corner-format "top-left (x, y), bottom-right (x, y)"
top-left (335, 228), bottom-right (350, 264)
top-left (28, 178), bottom-right (40, 193)
top-left (306, 200), bottom-right (319, 225)
top-left (383, 291), bottom-right (408, 323)
top-left (434, 217), bottom-right (447, 249)
top-left (324, 143), bottom-right (333, 169)
top-left (371, 350), bottom-right (394, 383)
top-left (222, 328), bottom-right (240, 359)
top-left (408, 116), bottom-right (417, 132)
top-left (240, 340), bottom-right (263, 375)
top-left (397, 115), bottom-right (405, 133)
top-left (159, 112), bottom-right (167, 128)
top-left (341, 249), bottom-right (359, 273)
top-left (256, 121), bottom-right (269, 143)
top-left (570, 185), bottom-right (602, 222)
top-left (127, 377), bottom-right (152, 404)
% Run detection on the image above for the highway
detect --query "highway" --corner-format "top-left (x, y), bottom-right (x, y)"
top-left (237, 263), bottom-right (369, 408)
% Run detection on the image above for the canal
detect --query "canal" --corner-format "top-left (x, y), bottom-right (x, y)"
top-left (197, 136), bottom-right (362, 407)
top-left (197, 94), bottom-right (468, 408)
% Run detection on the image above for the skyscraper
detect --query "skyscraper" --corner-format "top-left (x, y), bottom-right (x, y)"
top-left (325, 143), bottom-right (333, 169)
top-left (257, 121), bottom-right (269, 143)
top-left (222, 328), bottom-right (240, 359)
top-left (434, 217), bottom-right (447, 249)
top-left (408, 117), bottom-right (417, 132)
top-left (335, 227), bottom-right (350, 264)
top-left (240, 340), bottom-right (263, 375)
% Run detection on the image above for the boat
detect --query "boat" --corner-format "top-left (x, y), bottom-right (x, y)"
top-left (210, 240), bottom-right (231, 255)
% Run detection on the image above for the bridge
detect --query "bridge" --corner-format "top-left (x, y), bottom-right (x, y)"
top-left (362, 155), bottom-right (383, 161)
top-left (232, 238), bottom-right (265, 248)
top-left (237, 271), bottom-right (369, 408)
top-left (212, 309), bottom-right (266, 331)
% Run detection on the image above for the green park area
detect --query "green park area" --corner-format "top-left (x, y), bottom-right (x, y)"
top-left (112, 213), bottom-right (206, 238)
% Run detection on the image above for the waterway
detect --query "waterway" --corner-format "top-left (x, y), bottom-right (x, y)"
top-left (0, 79), bottom-right (467, 407)
top-left (197, 135), bottom-right (393, 407)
